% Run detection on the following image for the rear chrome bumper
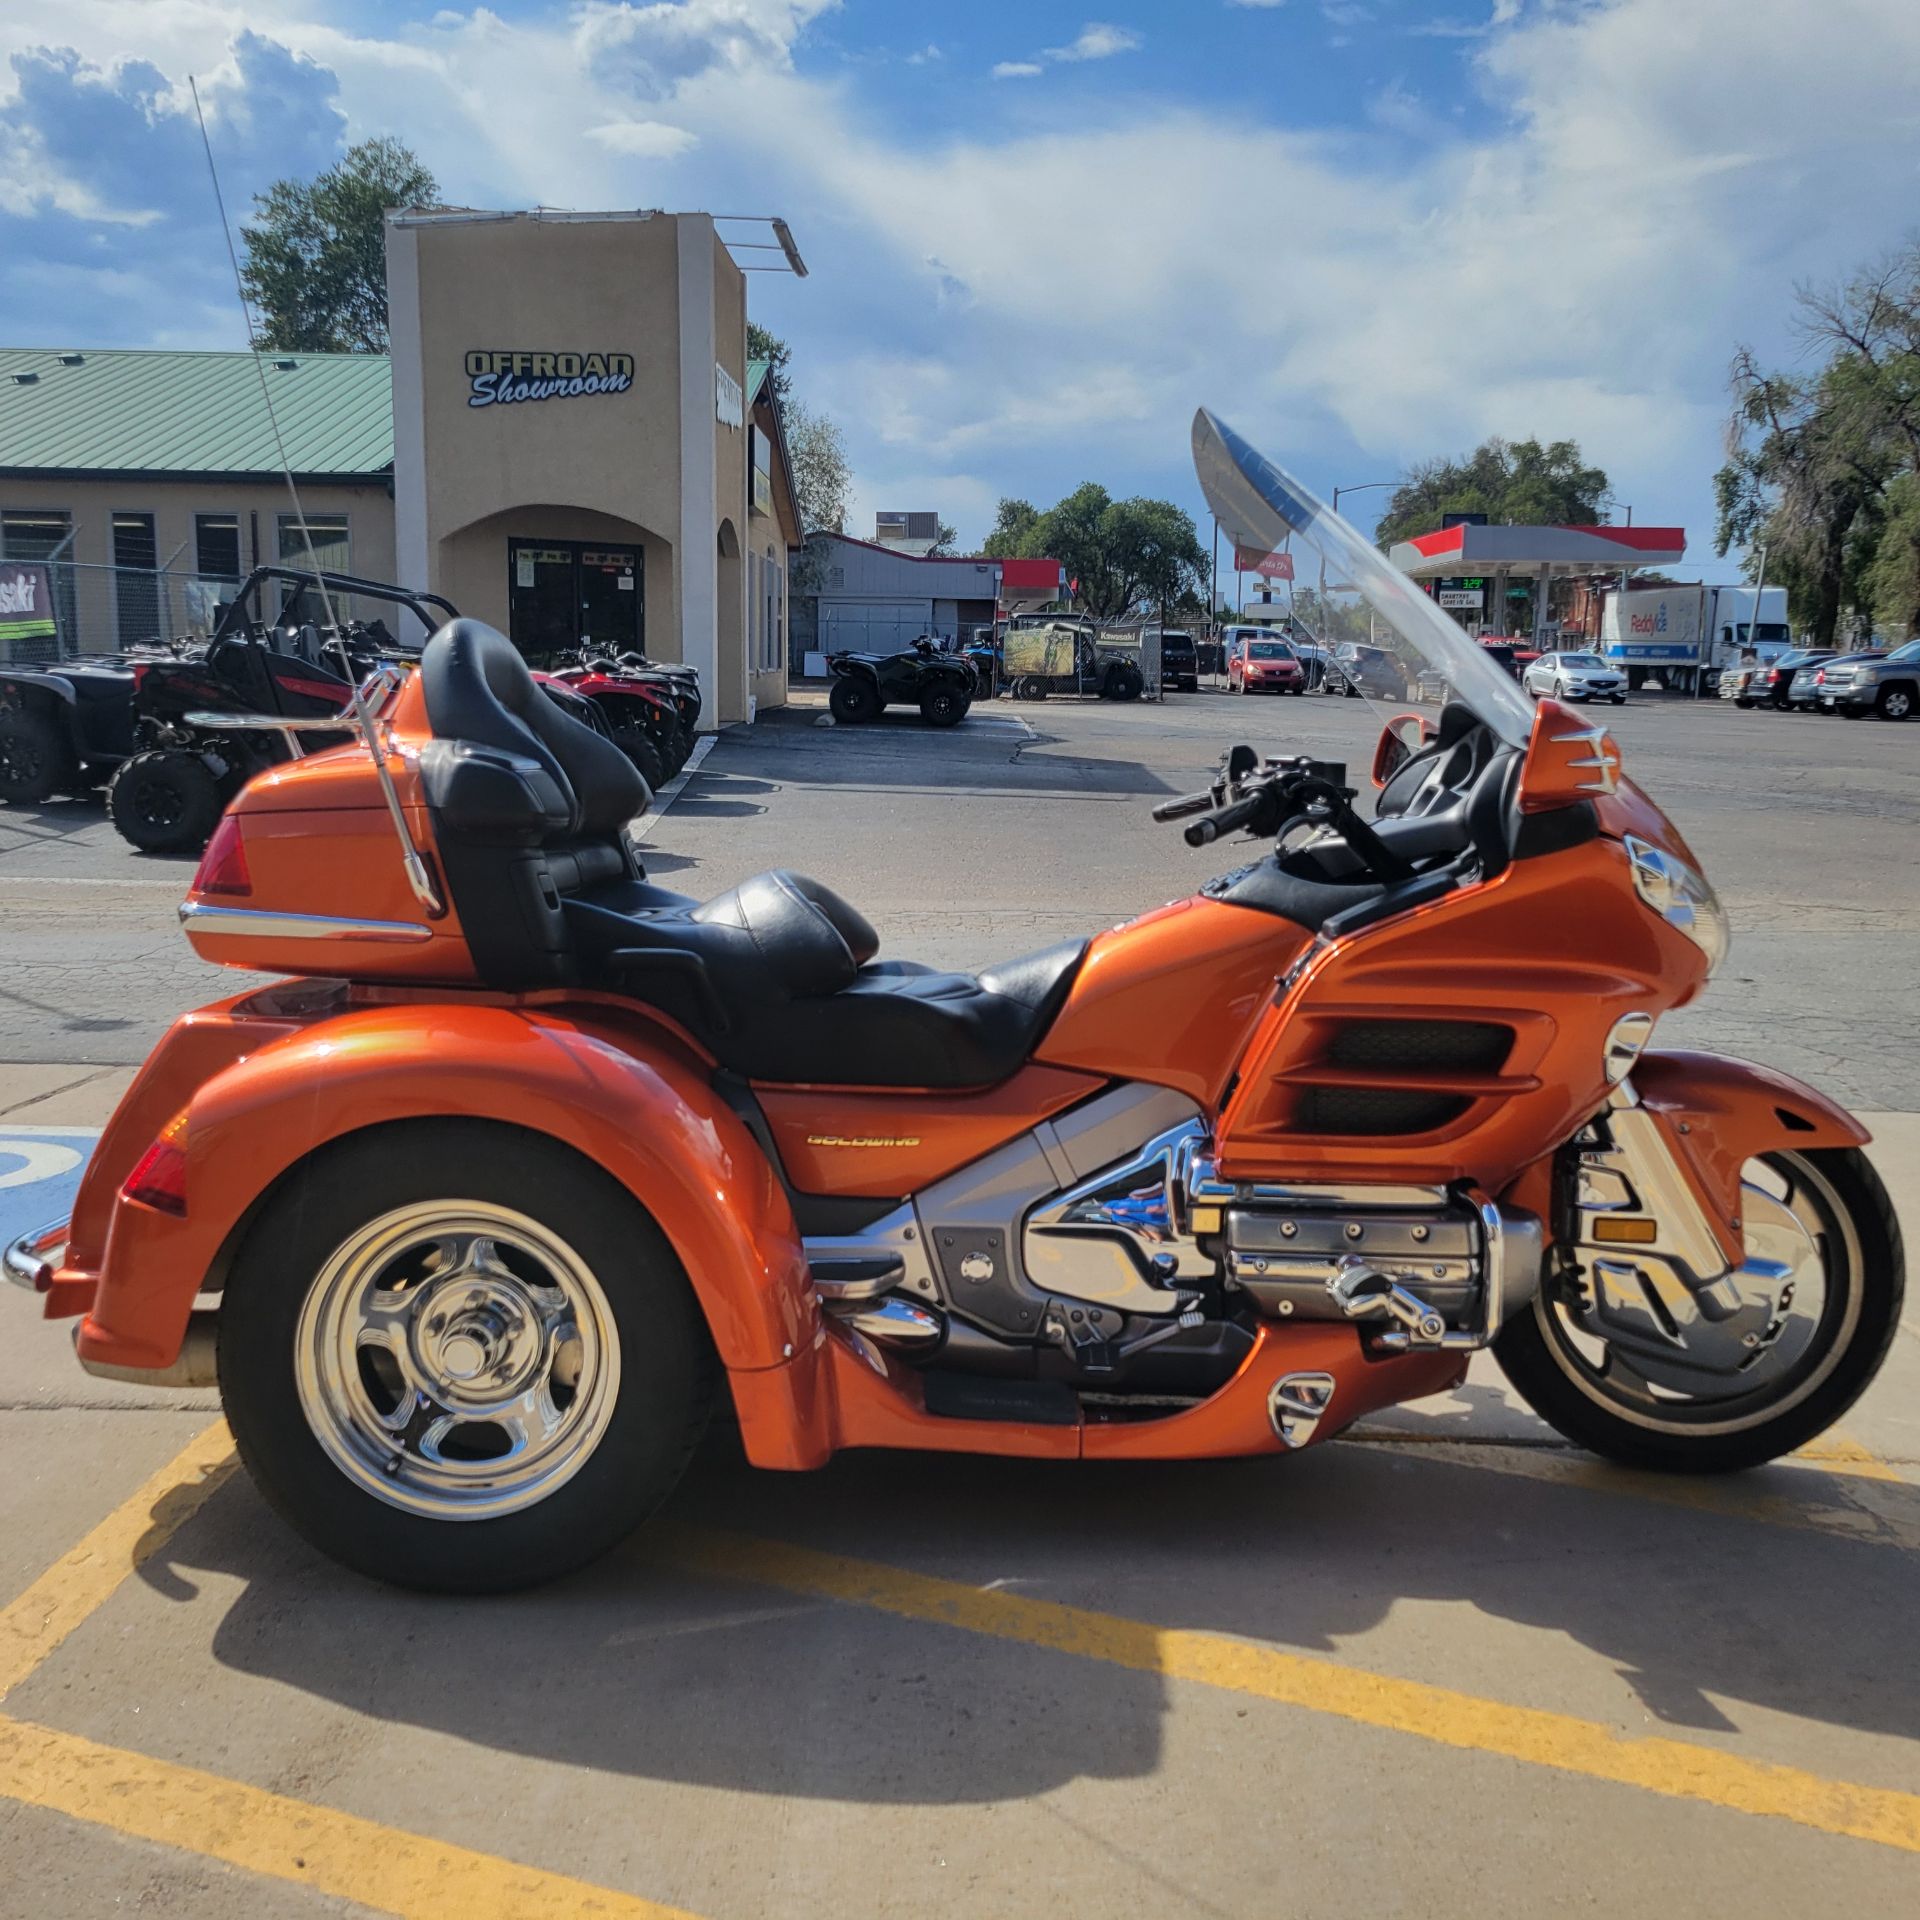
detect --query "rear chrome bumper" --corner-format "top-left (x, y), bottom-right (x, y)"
top-left (5, 1220), bottom-right (68, 1294)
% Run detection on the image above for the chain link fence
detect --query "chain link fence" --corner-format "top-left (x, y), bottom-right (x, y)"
top-left (0, 562), bottom-right (432, 668)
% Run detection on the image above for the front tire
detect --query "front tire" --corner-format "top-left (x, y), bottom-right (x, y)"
top-left (218, 1123), bottom-right (714, 1593)
top-left (607, 724), bottom-right (665, 793)
top-left (1496, 1146), bottom-right (1902, 1474)
top-left (107, 749), bottom-right (222, 854)
top-left (828, 675), bottom-right (881, 724)
top-left (919, 683), bottom-right (968, 727)
top-left (1876, 684), bottom-right (1913, 720)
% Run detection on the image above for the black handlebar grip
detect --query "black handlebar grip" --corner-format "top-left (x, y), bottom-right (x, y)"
top-left (1152, 789), bottom-right (1218, 822)
top-left (1184, 793), bottom-right (1264, 846)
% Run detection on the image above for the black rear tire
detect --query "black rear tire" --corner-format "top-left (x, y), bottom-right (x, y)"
top-left (0, 705), bottom-right (75, 805)
top-left (107, 749), bottom-right (223, 854)
top-left (1876, 684), bottom-right (1913, 720)
top-left (829, 676), bottom-right (881, 724)
top-left (218, 1122), bottom-right (715, 1593)
top-left (1495, 1146), bottom-right (1902, 1474)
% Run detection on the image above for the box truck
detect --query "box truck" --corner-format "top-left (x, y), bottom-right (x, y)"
top-left (1598, 585), bottom-right (1790, 693)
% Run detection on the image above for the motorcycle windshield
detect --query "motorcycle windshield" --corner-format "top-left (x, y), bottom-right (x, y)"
top-left (1193, 410), bottom-right (1539, 748)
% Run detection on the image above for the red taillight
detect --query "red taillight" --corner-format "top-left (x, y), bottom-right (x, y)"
top-left (1815, 668), bottom-right (1826, 684)
top-left (122, 1114), bottom-right (189, 1217)
top-left (192, 814), bottom-right (251, 897)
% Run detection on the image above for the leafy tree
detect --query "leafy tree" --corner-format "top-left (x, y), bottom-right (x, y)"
top-left (240, 138), bottom-right (437, 353)
top-left (787, 401), bottom-right (852, 533)
top-left (1019, 484), bottom-right (1207, 621)
top-left (1373, 438), bottom-right (1611, 551)
top-left (982, 498), bottom-right (1040, 559)
top-left (1717, 245), bottom-right (1920, 644)
top-left (924, 521), bottom-right (960, 557)
top-left (747, 322), bottom-right (792, 404)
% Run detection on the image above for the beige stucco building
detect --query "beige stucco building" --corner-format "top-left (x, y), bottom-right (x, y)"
top-left (1, 211), bottom-right (798, 721)
top-left (387, 207), bottom-right (791, 726)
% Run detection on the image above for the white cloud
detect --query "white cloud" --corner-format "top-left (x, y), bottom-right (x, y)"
top-left (586, 119), bottom-right (698, 158)
top-left (1227, 2), bottom-right (1287, 10)
top-left (992, 61), bottom-right (1043, 79)
top-left (1320, 3), bottom-right (1372, 26)
top-left (3, 0), bottom-right (1920, 554)
top-left (1043, 24), bottom-right (1143, 62)
top-left (904, 44), bottom-right (942, 65)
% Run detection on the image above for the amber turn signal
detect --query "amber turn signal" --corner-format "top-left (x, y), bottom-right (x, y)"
top-left (1591, 1216), bottom-right (1658, 1245)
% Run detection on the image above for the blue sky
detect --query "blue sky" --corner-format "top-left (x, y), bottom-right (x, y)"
top-left (4, 2), bottom-right (1920, 577)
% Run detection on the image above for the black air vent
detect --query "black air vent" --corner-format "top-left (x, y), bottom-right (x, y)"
top-left (1295, 1086), bottom-right (1472, 1136)
top-left (1324, 1020), bottom-right (1512, 1074)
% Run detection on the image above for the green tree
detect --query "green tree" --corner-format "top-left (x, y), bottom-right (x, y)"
top-left (747, 322), bottom-right (792, 404)
top-left (924, 521), bottom-right (960, 557)
top-left (982, 497), bottom-right (1040, 558)
top-left (1716, 246), bottom-right (1920, 644)
top-left (1021, 484), bottom-right (1207, 620)
top-left (1373, 438), bottom-right (1611, 551)
top-left (240, 137), bottom-right (438, 353)
top-left (787, 401), bottom-right (852, 533)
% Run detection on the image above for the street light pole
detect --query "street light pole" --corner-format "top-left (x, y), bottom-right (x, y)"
top-left (1323, 481), bottom-right (1398, 650)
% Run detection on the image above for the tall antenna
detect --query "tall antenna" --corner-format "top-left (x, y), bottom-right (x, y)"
top-left (189, 77), bottom-right (442, 915)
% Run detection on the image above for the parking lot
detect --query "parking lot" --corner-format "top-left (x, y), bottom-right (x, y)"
top-left (4, 684), bottom-right (1919, 1916)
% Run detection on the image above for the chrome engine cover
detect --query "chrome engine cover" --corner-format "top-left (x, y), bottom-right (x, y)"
top-left (1226, 1201), bottom-right (1481, 1322)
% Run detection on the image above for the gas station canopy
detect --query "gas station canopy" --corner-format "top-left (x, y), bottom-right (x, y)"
top-left (1388, 522), bottom-right (1685, 577)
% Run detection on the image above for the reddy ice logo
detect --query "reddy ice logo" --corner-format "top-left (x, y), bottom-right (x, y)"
top-left (465, 350), bottom-right (635, 409)
top-left (1628, 603), bottom-right (1671, 637)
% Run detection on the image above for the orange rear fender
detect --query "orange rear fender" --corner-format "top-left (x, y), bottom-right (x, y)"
top-left (80, 1002), bottom-right (813, 1375)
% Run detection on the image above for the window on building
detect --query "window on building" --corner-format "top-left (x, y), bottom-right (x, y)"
top-left (111, 512), bottom-right (162, 647)
top-left (762, 549), bottom-right (782, 671)
top-left (277, 514), bottom-right (350, 622)
top-left (195, 514), bottom-right (241, 582)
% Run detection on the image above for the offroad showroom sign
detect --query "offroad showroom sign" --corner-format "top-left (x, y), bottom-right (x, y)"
top-left (465, 350), bottom-right (635, 408)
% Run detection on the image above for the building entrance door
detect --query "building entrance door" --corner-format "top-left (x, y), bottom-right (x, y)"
top-left (506, 539), bottom-right (643, 662)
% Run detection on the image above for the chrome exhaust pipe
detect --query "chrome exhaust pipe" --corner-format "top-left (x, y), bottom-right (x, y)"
top-left (74, 1311), bottom-right (219, 1390)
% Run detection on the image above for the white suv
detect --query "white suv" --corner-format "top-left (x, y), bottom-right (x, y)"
top-left (1523, 651), bottom-right (1627, 705)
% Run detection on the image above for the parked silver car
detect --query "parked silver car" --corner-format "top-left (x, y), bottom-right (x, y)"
top-left (1816, 641), bottom-right (1920, 719)
top-left (1522, 650), bottom-right (1627, 704)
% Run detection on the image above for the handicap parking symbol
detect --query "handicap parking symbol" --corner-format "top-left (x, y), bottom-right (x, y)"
top-left (0, 1128), bottom-right (100, 1247)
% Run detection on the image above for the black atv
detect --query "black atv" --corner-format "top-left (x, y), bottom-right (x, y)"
top-left (827, 637), bottom-right (977, 727)
top-left (0, 645), bottom-right (179, 807)
top-left (105, 567), bottom-right (454, 855)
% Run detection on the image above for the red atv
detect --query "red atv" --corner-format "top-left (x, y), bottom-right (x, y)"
top-left (545, 654), bottom-right (696, 789)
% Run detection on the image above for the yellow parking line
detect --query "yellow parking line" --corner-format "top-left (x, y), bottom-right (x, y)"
top-left (1353, 1437), bottom-right (1920, 1554)
top-left (0, 1418), bottom-right (237, 1700)
top-left (665, 1527), bottom-right (1920, 1858)
top-left (1793, 1431), bottom-right (1908, 1483)
top-left (0, 1712), bottom-right (700, 1919)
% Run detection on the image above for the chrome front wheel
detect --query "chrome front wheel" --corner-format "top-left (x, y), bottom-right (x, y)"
top-left (1496, 1147), bottom-right (1903, 1472)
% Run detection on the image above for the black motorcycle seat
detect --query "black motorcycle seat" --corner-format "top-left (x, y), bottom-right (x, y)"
top-left (565, 868), bottom-right (1087, 1087)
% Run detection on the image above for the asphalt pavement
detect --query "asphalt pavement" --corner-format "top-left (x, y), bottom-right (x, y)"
top-left (2, 681), bottom-right (1918, 1917)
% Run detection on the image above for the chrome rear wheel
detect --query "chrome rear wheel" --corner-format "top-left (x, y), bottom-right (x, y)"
top-left (295, 1202), bottom-right (621, 1522)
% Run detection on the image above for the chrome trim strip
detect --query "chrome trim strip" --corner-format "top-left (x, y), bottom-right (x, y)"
top-left (183, 711), bottom-right (360, 733)
top-left (178, 902), bottom-right (433, 944)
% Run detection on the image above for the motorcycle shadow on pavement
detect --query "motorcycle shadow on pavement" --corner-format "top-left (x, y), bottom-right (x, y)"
top-left (124, 1415), bottom-right (1920, 1804)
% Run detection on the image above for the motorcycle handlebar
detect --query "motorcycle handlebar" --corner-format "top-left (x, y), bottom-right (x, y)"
top-left (1151, 788), bottom-right (1219, 822)
top-left (1184, 793), bottom-right (1266, 846)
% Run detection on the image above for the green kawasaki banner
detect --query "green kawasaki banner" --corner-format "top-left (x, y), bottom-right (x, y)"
top-left (0, 562), bottom-right (57, 643)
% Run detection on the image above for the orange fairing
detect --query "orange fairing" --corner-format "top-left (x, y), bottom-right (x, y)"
top-left (1214, 833), bottom-right (1710, 1187)
top-left (72, 1000), bottom-right (813, 1380)
top-left (758, 1064), bottom-right (1105, 1196)
top-left (1037, 897), bottom-right (1310, 1107)
top-left (1516, 696), bottom-right (1622, 814)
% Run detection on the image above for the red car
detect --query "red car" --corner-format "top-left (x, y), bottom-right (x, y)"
top-left (1229, 635), bottom-right (1306, 694)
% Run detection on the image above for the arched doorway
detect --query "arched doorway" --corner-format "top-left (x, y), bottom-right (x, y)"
top-left (716, 517), bottom-right (745, 722)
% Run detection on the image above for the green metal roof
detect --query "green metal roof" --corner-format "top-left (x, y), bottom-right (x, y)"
top-left (0, 347), bottom-right (393, 481)
top-left (746, 358), bottom-right (771, 406)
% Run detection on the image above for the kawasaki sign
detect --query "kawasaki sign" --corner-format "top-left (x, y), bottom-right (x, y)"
top-left (465, 350), bottom-right (634, 409)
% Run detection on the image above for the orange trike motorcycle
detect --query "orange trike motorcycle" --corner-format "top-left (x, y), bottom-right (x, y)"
top-left (7, 415), bottom-right (1902, 1591)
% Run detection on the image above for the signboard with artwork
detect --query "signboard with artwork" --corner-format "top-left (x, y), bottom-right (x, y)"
top-left (1233, 546), bottom-right (1295, 580)
top-left (0, 561), bottom-right (58, 658)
